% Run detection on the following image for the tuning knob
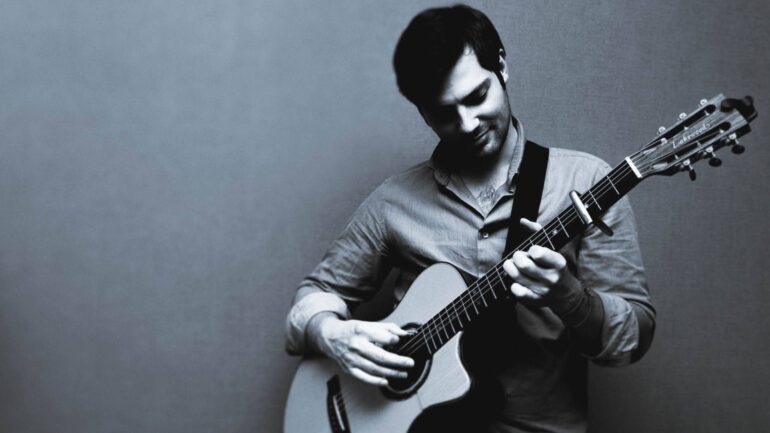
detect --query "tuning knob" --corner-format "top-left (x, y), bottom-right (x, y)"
top-left (682, 159), bottom-right (696, 181)
top-left (727, 133), bottom-right (746, 154)
top-left (703, 147), bottom-right (722, 167)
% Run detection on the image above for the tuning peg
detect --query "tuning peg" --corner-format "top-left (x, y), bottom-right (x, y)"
top-left (700, 98), bottom-right (708, 106)
top-left (727, 133), bottom-right (746, 154)
top-left (658, 126), bottom-right (666, 133)
top-left (703, 146), bottom-right (722, 167)
top-left (679, 112), bottom-right (687, 120)
top-left (682, 159), bottom-right (696, 181)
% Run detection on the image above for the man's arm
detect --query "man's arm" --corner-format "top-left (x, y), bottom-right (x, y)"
top-left (284, 184), bottom-right (415, 384)
top-left (504, 188), bottom-right (655, 366)
top-left (568, 194), bottom-right (655, 365)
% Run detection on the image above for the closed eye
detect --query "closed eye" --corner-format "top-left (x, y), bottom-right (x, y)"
top-left (461, 79), bottom-right (490, 106)
top-left (465, 89), bottom-right (487, 106)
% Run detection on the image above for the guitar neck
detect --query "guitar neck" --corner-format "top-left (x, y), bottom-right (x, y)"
top-left (396, 158), bottom-right (642, 358)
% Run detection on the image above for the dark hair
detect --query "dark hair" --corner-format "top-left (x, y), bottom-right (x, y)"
top-left (393, 4), bottom-right (506, 107)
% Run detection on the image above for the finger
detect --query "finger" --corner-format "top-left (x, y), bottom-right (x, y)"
top-left (502, 259), bottom-right (519, 279)
top-left (351, 354), bottom-right (409, 379)
top-left (348, 367), bottom-right (388, 387)
top-left (510, 282), bottom-right (541, 301)
top-left (520, 218), bottom-right (543, 232)
top-left (504, 257), bottom-right (546, 291)
top-left (511, 250), bottom-right (539, 276)
top-left (355, 340), bottom-right (415, 369)
top-left (511, 251), bottom-right (555, 290)
top-left (527, 245), bottom-right (566, 269)
top-left (357, 324), bottom-right (400, 346)
top-left (382, 322), bottom-right (412, 337)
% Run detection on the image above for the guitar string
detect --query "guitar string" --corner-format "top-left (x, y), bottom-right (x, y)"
top-left (336, 118), bottom-right (742, 410)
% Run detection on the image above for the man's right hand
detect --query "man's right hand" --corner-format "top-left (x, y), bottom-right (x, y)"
top-left (307, 313), bottom-right (415, 386)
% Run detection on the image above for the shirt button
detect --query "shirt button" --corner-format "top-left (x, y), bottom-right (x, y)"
top-left (480, 231), bottom-right (489, 239)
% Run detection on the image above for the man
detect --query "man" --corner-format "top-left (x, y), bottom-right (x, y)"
top-left (285, 5), bottom-right (655, 432)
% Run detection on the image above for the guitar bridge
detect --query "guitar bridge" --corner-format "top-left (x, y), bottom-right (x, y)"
top-left (326, 375), bottom-right (350, 433)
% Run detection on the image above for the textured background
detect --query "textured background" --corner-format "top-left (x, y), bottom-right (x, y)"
top-left (1, 1), bottom-right (768, 432)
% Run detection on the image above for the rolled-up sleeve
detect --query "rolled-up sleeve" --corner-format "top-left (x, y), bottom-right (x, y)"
top-left (285, 185), bottom-right (392, 355)
top-left (576, 165), bottom-right (656, 366)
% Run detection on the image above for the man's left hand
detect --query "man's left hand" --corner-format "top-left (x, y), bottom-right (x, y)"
top-left (502, 218), bottom-right (582, 311)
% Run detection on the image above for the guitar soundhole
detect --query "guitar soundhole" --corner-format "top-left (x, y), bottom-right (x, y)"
top-left (381, 356), bottom-right (431, 400)
top-left (381, 324), bottom-right (432, 400)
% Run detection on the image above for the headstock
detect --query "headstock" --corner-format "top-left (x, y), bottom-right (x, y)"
top-left (629, 94), bottom-right (757, 180)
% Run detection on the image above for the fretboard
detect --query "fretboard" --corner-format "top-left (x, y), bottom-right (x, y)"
top-left (394, 158), bottom-right (642, 359)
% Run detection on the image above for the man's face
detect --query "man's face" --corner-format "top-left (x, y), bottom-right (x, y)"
top-left (420, 48), bottom-right (511, 162)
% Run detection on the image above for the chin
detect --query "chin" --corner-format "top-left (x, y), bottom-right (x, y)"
top-left (473, 139), bottom-right (502, 159)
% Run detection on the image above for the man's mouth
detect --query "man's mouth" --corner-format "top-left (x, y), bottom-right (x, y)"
top-left (470, 128), bottom-right (489, 145)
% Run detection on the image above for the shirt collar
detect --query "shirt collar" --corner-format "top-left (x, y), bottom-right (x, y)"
top-left (429, 115), bottom-right (526, 190)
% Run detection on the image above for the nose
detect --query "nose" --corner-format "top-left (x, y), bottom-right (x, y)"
top-left (457, 106), bottom-right (479, 134)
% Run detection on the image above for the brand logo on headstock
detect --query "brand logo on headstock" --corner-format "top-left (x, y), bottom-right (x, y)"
top-left (674, 121), bottom-right (710, 148)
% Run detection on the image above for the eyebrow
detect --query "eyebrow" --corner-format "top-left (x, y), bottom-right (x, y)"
top-left (435, 78), bottom-right (491, 108)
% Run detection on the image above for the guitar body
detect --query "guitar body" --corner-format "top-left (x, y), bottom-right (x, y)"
top-left (283, 263), bottom-right (472, 433)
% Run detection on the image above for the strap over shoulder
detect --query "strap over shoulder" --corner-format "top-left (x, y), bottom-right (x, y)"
top-left (504, 141), bottom-right (549, 256)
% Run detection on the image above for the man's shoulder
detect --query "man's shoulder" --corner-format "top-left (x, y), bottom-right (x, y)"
top-left (548, 147), bottom-right (611, 171)
top-left (543, 147), bottom-right (613, 190)
top-left (355, 160), bottom-right (437, 223)
top-left (372, 160), bottom-right (436, 196)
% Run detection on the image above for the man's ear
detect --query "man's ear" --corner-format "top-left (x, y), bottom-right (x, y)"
top-left (498, 49), bottom-right (508, 84)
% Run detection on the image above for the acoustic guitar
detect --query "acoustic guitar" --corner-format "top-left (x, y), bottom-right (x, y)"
top-left (283, 94), bottom-right (757, 433)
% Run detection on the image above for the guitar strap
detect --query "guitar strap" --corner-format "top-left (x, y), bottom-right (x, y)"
top-left (463, 139), bottom-right (549, 373)
top-left (504, 140), bottom-right (550, 256)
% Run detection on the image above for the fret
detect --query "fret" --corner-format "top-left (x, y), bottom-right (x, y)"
top-left (556, 215), bottom-right (569, 237)
top-left (441, 320), bottom-right (449, 341)
top-left (607, 176), bottom-right (620, 194)
top-left (461, 300), bottom-right (471, 321)
top-left (452, 300), bottom-right (464, 328)
top-left (446, 306), bottom-right (456, 333)
top-left (470, 291), bottom-right (479, 314)
top-left (420, 331), bottom-right (433, 355)
top-left (426, 327), bottom-right (437, 353)
top-left (430, 322), bottom-right (443, 347)
top-left (479, 287), bottom-right (488, 307)
top-left (453, 301), bottom-right (464, 328)
top-left (587, 189), bottom-right (601, 210)
top-left (542, 229), bottom-right (555, 249)
top-left (493, 266), bottom-right (507, 288)
top-left (486, 277), bottom-right (498, 299)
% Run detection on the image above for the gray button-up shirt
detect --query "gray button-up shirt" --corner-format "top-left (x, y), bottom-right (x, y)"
top-left (286, 118), bottom-right (654, 432)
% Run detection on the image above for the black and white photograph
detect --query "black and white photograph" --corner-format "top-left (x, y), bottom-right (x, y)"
top-left (1, 1), bottom-right (768, 432)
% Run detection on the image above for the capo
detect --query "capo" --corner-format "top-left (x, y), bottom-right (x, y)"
top-left (568, 190), bottom-right (614, 237)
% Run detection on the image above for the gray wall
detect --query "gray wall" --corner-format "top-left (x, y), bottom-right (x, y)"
top-left (1, 1), bottom-right (768, 432)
